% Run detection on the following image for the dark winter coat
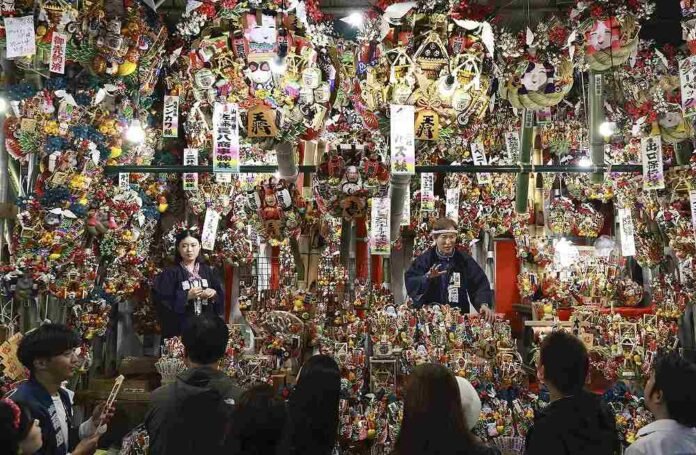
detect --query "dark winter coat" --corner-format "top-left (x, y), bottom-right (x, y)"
top-left (525, 390), bottom-right (620, 455)
top-left (145, 366), bottom-right (243, 455)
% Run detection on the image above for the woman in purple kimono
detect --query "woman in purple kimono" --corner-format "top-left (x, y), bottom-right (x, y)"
top-left (153, 229), bottom-right (225, 337)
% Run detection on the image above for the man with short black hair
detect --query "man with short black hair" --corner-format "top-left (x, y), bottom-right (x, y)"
top-left (145, 314), bottom-right (243, 455)
top-left (626, 352), bottom-right (696, 454)
top-left (405, 217), bottom-right (495, 322)
top-left (525, 330), bottom-right (619, 455)
top-left (9, 323), bottom-right (109, 455)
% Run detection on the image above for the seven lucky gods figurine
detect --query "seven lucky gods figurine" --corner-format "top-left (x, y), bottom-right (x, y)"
top-left (314, 144), bottom-right (389, 221)
top-left (249, 177), bottom-right (305, 243)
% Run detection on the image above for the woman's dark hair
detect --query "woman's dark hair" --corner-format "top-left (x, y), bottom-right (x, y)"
top-left (0, 399), bottom-right (34, 454)
top-left (539, 330), bottom-right (588, 395)
top-left (174, 230), bottom-right (202, 263)
top-left (17, 323), bottom-right (80, 373)
top-left (393, 363), bottom-right (478, 455)
top-left (652, 351), bottom-right (696, 427)
top-left (280, 355), bottom-right (340, 455)
top-left (228, 383), bottom-right (287, 455)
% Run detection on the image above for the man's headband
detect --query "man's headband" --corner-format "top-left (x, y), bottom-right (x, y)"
top-left (431, 229), bottom-right (458, 236)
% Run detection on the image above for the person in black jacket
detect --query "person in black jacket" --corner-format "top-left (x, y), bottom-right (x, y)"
top-left (526, 331), bottom-right (619, 455)
top-left (405, 218), bottom-right (495, 322)
top-left (145, 313), bottom-right (242, 455)
top-left (393, 363), bottom-right (500, 455)
top-left (153, 228), bottom-right (226, 337)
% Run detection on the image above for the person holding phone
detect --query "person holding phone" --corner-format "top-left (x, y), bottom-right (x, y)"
top-left (405, 218), bottom-right (495, 322)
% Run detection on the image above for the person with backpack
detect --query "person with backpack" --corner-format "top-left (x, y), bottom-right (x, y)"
top-left (145, 314), bottom-right (242, 455)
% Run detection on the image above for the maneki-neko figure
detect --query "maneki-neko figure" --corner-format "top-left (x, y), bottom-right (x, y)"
top-left (658, 105), bottom-right (694, 145)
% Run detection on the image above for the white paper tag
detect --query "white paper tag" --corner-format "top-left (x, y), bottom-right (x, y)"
top-left (49, 32), bottom-right (67, 74)
top-left (48, 153), bottom-right (60, 172)
top-left (212, 102), bottom-right (240, 173)
top-left (689, 191), bottom-right (696, 248)
top-left (524, 110), bottom-right (534, 129)
top-left (119, 173), bottom-right (129, 191)
top-left (471, 141), bottom-right (490, 184)
top-left (641, 135), bottom-right (665, 190)
top-left (401, 190), bottom-right (411, 226)
top-left (421, 173), bottom-right (435, 212)
top-left (618, 208), bottom-right (636, 257)
top-left (162, 95), bottom-right (180, 137)
top-left (183, 148), bottom-right (199, 191)
top-left (4, 16), bottom-right (36, 59)
top-left (390, 104), bottom-right (416, 175)
top-left (201, 209), bottom-right (221, 251)
top-left (215, 173), bottom-right (232, 183)
top-left (445, 187), bottom-right (460, 222)
top-left (594, 73), bottom-right (603, 96)
top-left (504, 131), bottom-right (521, 164)
top-left (370, 197), bottom-right (391, 256)
top-left (679, 55), bottom-right (696, 118)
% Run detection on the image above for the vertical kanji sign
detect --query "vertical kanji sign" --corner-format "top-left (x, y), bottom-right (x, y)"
top-left (471, 142), bottom-right (490, 184)
top-left (401, 190), bottom-right (411, 226)
top-left (641, 135), bottom-right (665, 190)
top-left (162, 96), bottom-right (180, 138)
top-left (201, 208), bottom-right (221, 251)
top-left (119, 173), bottom-right (130, 191)
top-left (505, 131), bottom-right (521, 163)
top-left (421, 173), bottom-right (435, 212)
top-left (445, 187), bottom-right (460, 223)
top-left (49, 33), bottom-right (67, 74)
top-left (679, 55), bottom-right (696, 118)
top-left (370, 197), bottom-right (391, 256)
top-left (183, 148), bottom-right (198, 191)
top-left (690, 190), bottom-right (696, 246)
top-left (213, 102), bottom-right (240, 173)
top-left (618, 208), bottom-right (636, 257)
top-left (390, 105), bottom-right (415, 175)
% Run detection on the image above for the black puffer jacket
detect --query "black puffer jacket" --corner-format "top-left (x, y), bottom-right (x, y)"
top-left (525, 390), bottom-right (619, 455)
